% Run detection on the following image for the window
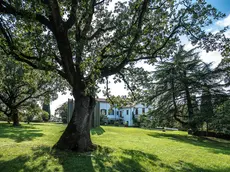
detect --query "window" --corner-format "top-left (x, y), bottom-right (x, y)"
top-left (108, 109), bottom-right (114, 115)
top-left (126, 110), bottom-right (129, 115)
top-left (117, 111), bottom-right (119, 115)
top-left (142, 108), bottom-right (145, 114)
top-left (101, 109), bottom-right (106, 115)
top-left (135, 108), bottom-right (138, 115)
top-left (120, 111), bottom-right (122, 117)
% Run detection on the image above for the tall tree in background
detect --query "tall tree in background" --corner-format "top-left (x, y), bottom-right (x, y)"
top-left (55, 102), bottom-right (68, 123)
top-left (206, 54), bottom-right (230, 134)
top-left (0, 0), bottom-right (225, 151)
top-left (199, 85), bottom-right (214, 132)
top-left (141, 46), bottom-right (229, 131)
top-left (141, 46), bottom-right (224, 130)
top-left (42, 103), bottom-right (51, 121)
top-left (213, 100), bottom-right (230, 134)
top-left (143, 47), bottom-right (205, 129)
top-left (0, 56), bottom-right (61, 126)
top-left (23, 101), bottom-right (43, 124)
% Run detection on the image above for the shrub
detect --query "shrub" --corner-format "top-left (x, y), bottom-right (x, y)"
top-left (100, 115), bottom-right (108, 125)
top-left (62, 117), bottom-right (67, 124)
top-left (0, 112), bottom-right (7, 121)
top-left (109, 120), bottom-right (114, 124)
top-left (42, 111), bottom-right (49, 122)
top-left (114, 121), bottom-right (119, 126)
top-left (32, 113), bottom-right (43, 122)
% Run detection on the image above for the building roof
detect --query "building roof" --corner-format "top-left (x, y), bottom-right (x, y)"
top-left (96, 98), bottom-right (107, 102)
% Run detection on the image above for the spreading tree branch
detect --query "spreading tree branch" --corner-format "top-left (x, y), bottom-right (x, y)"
top-left (64, 0), bottom-right (78, 29)
top-left (101, 8), bottom-right (185, 78)
top-left (118, 72), bottom-right (136, 100)
top-left (87, 26), bottom-right (115, 40)
top-left (0, 1), bottom-right (54, 32)
top-left (105, 77), bottom-right (115, 106)
top-left (0, 21), bottom-right (67, 81)
top-left (100, 0), bottom-right (149, 77)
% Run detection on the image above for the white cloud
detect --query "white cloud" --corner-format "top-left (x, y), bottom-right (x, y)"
top-left (216, 14), bottom-right (230, 27)
top-left (205, 28), bottom-right (214, 33)
top-left (184, 42), bottom-right (222, 68)
top-left (225, 29), bottom-right (230, 37)
top-left (98, 77), bottom-right (127, 98)
top-left (184, 42), bottom-right (194, 50)
top-left (200, 50), bottom-right (222, 67)
top-left (97, 60), bottom-right (153, 98)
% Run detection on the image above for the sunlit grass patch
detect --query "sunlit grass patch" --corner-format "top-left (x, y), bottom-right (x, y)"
top-left (0, 122), bottom-right (230, 172)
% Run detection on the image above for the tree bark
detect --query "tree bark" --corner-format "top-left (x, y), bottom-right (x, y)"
top-left (12, 109), bottom-right (20, 126)
top-left (53, 94), bottom-right (96, 152)
top-left (183, 71), bottom-right (196, 131)
top-left (7, 117), bottom-right (11, 124)
top-left (171, 76), bottom-right (187, 126)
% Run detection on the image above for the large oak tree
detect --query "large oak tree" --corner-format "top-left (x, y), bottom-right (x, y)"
top-left (0, 0), bottom-right (225, 152)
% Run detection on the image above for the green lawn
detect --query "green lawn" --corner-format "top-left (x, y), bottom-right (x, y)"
top-left (0, 122), bottom-right (230, 172)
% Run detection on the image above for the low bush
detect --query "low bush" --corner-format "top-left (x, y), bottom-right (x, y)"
top-left (114, 121), bottom-right (119, 126)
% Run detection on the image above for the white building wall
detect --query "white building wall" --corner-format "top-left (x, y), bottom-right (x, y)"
top-left (99, 102), bottom-right (120, 121)
top-left (120, 104), bottom-right (152, 126)
top-left (98, 101), bottom-right (152, 126)
top-left (99, 102), bottom-right (110, 115)
top-left (122, 107), bottom-right (134, 126)
top-left (133, 103), bottom-right (150, 115)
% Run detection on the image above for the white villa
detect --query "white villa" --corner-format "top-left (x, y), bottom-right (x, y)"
top-left (67, 98), bottom-right (151, 127)
top-left (97, 98), bottom-right (151, 126)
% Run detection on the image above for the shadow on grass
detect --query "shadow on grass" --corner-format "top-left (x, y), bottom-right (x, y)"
top-left (1, 145), bottom-right (230, 172)
top-left (93, 146), bottom-right (181, 172)
top-left (0, 146), bottom-right (95, 172)
top-left (173, 160), bottom-right (230, 172)
top-left (92, 146), bottom-right (161, 172)
top-left (91, 127), bottom-right (105, 135)
top-left (0, 123), bottom-right (43, 142)
top-left (148, 132), bottom-right (230, 155)
top-left (0, 145), bottom-right (160, 172)
top-left (92, 147), bottom-right (230, 172)
top-left (115, 149), bottom-right (161, 172)
top-left (30, 122), bottom-right (66, 126)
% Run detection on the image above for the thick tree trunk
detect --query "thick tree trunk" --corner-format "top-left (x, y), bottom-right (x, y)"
top-left (12, 109), bottom-right (20, 126)
top-left (53, 94), bottom-right (96, 152)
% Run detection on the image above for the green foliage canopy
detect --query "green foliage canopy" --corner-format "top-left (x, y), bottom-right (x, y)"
top-left (0, 56), bottom-right (63, 121)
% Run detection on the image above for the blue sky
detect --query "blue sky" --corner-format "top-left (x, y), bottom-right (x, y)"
top-left (206, 0), bottom-right (230, 15)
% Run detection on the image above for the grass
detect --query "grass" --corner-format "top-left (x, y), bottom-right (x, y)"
top-left (0, 122), bottom-right (230, 172)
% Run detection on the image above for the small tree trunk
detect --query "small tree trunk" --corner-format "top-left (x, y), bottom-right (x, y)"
top-left (12, 109), bottom-right (20, 126)
top-left (184, 85), bottom-right (197, 131)
top-left (7, 117), bottom-right (11, 124)
top-left (53, 94), bottom-right (96, 152)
